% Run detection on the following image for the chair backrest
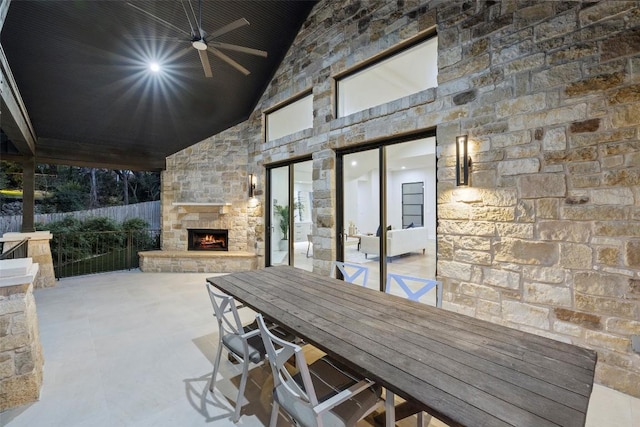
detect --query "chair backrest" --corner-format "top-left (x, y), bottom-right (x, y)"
top-left (385, 273), bottom-right (442, 307)
top-left (205, 282), bottom-right (246, 336)
top-left (256, 313), bottom-right (319, 407)
top-left (330, 261), bottom-right (369, 286)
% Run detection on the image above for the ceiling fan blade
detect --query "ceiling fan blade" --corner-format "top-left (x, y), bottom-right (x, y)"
top-left (127, 35), bottom-right (184, 43)
top-left (209, 41), bottom-right (268, 58)
top-left (208, 18), bottom-right (249, 39)
top-left (127, 2), bottom-right (190, 36)
top-left (198, 49), bottom-right (213, 78)
top-left (167, 46), bottom-right (194, 62)
top-left (179, 0), bottom-right (197, 37)
top-left (208, 47), bottom-right (250, 76)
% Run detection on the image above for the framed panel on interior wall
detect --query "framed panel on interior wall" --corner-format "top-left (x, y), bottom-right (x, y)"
top-left (402, 182), bottom-right (423, 228)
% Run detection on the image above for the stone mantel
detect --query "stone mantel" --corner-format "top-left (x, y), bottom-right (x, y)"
top-left (171, 202), bottom-right (232, 206)
top-left (171, 202), bottom-right (232, 214)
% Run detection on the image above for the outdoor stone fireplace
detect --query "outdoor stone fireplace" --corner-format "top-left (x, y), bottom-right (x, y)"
top-left (188, 229), bottom-right (228, 251)
top-left (138, 201), bottom-right (257, 273)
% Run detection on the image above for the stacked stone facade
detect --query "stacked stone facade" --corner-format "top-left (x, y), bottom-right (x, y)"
top-left (163, 1), bottom-right (640, 397)
top-left (162, 135), bottom-right (256, 252)
top-left (0, 282), bottom-right (44, 410)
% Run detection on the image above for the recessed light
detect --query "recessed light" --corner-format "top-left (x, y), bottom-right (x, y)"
top-left (149, 62), bottom-right (161, 72)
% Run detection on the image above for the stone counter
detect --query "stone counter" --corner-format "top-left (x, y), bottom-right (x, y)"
top-left (139, 250), bottom-right (258, 273)
top-left (1, 231), bottom-right (55, 288)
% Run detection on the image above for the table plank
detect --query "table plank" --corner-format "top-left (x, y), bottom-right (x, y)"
top-left (207, 266), bottom-right (596, 427)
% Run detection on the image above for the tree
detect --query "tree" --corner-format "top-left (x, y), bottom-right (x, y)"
top-left (1, 161), bottom-right (160, 213)
top-left (43, 182), bottom-right (88, 212)
top-left (90, 168), bottom-right (98, 208)
top-left (0, 164), bottom-right (8, 207)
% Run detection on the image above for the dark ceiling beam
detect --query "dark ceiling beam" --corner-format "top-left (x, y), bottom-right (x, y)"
top-left (1, 44), bottom-right (37, 157)
top-left (35, 138), bottom-right (166, 171)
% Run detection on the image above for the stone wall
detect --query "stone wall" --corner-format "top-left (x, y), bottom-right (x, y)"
top-left (163, 0), bottom-right (640, 397)
top-left (162, 134), bottom-right (255, 252)
top-left (0, 282), bottom-right (44, 411)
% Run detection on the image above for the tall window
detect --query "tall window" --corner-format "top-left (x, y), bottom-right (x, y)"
top-left (337, 36), bottom-right (438, 117)
top-left (265, 93), bottom-right (313, 142)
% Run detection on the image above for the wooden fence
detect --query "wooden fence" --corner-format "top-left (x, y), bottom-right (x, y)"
top-left (0, 201), bottom-right (161, 234)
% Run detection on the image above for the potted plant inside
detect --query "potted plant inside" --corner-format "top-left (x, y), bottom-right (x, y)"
top-left (274, 202), bottom-right (290, 250)
top-left (274, 201), bottom-right (303, 251)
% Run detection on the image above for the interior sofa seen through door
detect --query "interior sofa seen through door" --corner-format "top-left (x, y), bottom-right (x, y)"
top-left (359, 226), bottom-right (427, 258)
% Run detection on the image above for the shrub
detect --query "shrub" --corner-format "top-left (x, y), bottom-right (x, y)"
top-left (122, 217), bottom-right (156, 250)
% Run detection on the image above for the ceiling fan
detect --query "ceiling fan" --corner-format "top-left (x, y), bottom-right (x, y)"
top-left (127, 0), bottom-right (267, 77)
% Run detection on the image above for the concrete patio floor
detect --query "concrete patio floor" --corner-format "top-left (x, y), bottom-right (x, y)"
top-left (0, 270), bottom-right (638, 427)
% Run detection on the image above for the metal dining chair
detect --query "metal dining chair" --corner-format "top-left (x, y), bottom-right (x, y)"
top-left (330, 261), bottom-right (369, 286)
top-left (385, 273), bottom-right (443, 427)
top-left (206, 282), bottom-right (265, 422)
top-left (256, 313), bottom-right (383, 427)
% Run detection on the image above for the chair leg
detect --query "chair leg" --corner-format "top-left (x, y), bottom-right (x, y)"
top-left (417, 411), bottom-right (424, 427)
top-left (232, 358), bottom-right (250, 422)
top-left (209, 342), bottom-right (224, 393)
top-left (269, 400), bottom-right (280, 427)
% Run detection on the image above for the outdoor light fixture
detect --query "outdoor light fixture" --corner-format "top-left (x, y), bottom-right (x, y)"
top-left (456, 135), bottom-right (470, 186)
top-left (249, 174), bottom-right (256, 197)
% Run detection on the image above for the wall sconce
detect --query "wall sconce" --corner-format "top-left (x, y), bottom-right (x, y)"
top-left (456, 135), bottom-right (471, 186)
top-left (248, 174), bottom-right (256, 198)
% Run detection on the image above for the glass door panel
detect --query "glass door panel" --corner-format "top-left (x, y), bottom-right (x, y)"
top-left (270, 166), bottom-right (289, 266)
top-left (293, 161), bottom-right (313, 271)
top-left (342, 149), bottom-right (380, 291)
top-left (384, 138), bottom-right (437, 301)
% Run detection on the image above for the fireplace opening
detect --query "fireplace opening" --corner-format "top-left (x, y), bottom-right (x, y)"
top-left (188, 229), bottom-right (228, 251)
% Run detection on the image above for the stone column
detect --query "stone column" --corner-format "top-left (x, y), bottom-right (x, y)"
top-left (0, 263), bottom-right (44, 411)
top-left (1, 232), bottom-right (55, 288)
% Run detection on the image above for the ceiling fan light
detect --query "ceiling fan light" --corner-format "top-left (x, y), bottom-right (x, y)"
top-left (192, 40), bottom-right (207, 51)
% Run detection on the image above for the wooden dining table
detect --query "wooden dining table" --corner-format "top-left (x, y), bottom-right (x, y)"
top-left (206, 265), bottom-right (597, 427)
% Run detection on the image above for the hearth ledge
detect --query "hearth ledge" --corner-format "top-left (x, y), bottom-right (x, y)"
top-left (138, 250), bottom-right (258, 273)
top-left (139, 250), bottom-right (255, 258)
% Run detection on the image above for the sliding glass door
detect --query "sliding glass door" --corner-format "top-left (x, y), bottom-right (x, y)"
top-left (267, 160), bottom-right (313, 271)
top-left (339, 136), bottom-right (436, 292)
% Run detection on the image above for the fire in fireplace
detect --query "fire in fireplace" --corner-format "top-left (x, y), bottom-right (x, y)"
top-left (188, 229), bottom-right (228, 251)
